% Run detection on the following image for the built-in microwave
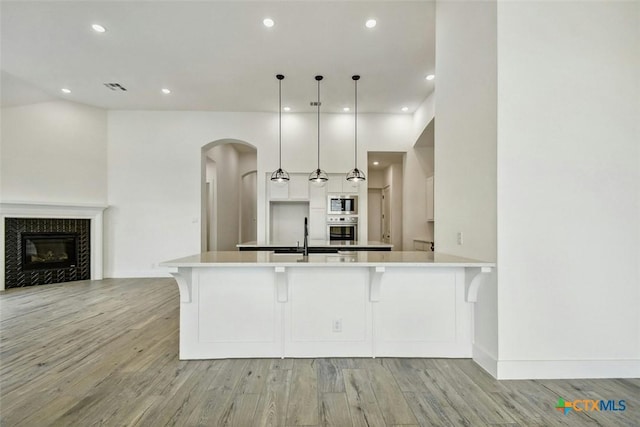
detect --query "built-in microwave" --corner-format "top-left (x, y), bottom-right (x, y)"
top-left (328, 195), bottom-right (358, 215)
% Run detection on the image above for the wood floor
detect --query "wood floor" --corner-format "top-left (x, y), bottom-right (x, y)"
top-left (1, 278), bottom-right (638, 427)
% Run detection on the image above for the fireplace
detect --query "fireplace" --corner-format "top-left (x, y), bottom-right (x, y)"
top-left (4, 218), bottom-right (90, 288)
top-left (21, 232), bottom-right (79, 271)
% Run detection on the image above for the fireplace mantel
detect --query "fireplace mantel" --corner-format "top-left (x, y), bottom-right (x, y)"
top-left (1, 201), bottom-right (108, 290)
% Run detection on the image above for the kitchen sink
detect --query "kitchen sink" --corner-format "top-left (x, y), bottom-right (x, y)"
top-left (272, 248), bottom-right (339, 254)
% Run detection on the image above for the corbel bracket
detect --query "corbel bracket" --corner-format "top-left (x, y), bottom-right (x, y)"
top-left (369, 266), bottom-right (385, 302)
top-left (464, 266), bottom-right (493, 303)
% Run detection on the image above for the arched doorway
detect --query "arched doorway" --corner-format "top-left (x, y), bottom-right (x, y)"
top-left (201, 139), bottom-right (257, 251)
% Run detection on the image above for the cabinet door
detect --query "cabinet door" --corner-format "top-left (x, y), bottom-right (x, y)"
top-left (309, 208), bottom-right (327, 240)
top-left (343, 178), bottom-right (360, 194)
top-left (309, 180), bottom-right (327, 208)
top-left (327, 174), bottom-right (343, 193)
top-left (426, 176), bottom-right (434, 221)
top-left (269, 179), bottom-right (289, 199)
top-left (289, 174), bottom-right (309, 199)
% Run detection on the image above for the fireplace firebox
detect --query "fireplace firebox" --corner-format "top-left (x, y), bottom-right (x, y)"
top-left (21, 232), bottom-right (79, 271)
top-left (4, 217), bottom-right (90, 288)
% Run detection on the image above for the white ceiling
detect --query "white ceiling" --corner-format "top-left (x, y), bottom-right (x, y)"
top-left (0, 1), bottom-right (435, 114)
top-left (368, 151), bottom-right (404, 170)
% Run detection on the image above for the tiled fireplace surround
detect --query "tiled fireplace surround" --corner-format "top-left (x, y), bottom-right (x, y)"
top-left (0, 202), bottom-right (106, 291)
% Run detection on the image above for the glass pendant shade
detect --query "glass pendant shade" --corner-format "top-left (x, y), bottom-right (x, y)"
top-left (346, 167), bottom-right (366, 182)
top-left (270, 74), bottom-right (290, 182)
top-left (346, 75), bottom-right (366, 183)
top-left (271, 168), bottom-right (290, 182)
top-left (309, 168), bottom-right (329, 183)
top-left (309, 75), bottom-right (328, 183)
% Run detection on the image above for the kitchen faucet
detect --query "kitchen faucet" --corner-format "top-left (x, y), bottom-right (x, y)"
top-left (303, 217), bottom-right (309, 256)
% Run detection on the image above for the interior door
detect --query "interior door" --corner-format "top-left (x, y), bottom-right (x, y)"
top-left (382, 186), bottom-right (391, 244)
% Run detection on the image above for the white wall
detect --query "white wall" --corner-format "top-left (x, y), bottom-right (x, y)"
top-left (207, 143), bottom-right (240, 251)
top-left (402, 145), bottom-right (434, 248)
top-left (435, 1), bottom-right (497, 263)
top-left (106, 111), bottom-right (413, 277)
top-left (412, 92), bottom-right (435, 143)
top-left (495, 1), bottom-right (640, 379)
top-left (367, 170), bottom-right (384, 189)
top-left (435, 0), bottom-right (498, 375)
top-left (0, 101), bottom-right (107, 204)
top-left (383, 162), bottom-right (403, 250)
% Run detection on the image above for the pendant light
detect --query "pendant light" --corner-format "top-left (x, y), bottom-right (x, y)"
top-left (346, 75), bottom-right (366, 182)
top-left (309, 75), bottom-right (329, 184)
top-left (270, 74), bottom-right (290, 182)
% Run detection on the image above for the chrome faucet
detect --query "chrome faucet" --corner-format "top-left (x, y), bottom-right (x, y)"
top-left (303, 217), bottom-right (309, 256)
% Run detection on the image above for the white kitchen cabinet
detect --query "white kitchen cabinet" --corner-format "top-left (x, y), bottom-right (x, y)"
top-left (426, 175), bottom-right (434, 222)
top-left (343, 178), bottom-right (361, 194)
top-left (309, 207), bottom-right (327, 240)
top-left (327, 173), bottom-right (362, 195)
top-left (327, 175), bottom-right (343, 193)
top-left (289, 174), bottom-right (309, 199)
top-left (269, 179), bottom-right (289, 199)
top-left (309, 180), bottom-right (327, 208)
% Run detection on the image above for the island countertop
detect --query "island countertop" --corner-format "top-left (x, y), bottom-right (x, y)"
top-left (236, 240), bottom-right (393, 250)
top-left (160, 251), bottom-right (494, 268)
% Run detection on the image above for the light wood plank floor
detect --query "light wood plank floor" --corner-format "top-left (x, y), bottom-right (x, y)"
top-left (1, 278), bottom-right (638, 426)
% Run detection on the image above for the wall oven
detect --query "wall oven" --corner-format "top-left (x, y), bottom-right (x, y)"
top-left (328, 195), bottom-right (358, 215)
top-left (327, 216), bottom-right (358, 241)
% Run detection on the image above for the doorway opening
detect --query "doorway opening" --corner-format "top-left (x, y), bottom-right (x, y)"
top-left (367, 152), bottom-right (404, 250)
top-left (201, 140), bottom-right (257, 251)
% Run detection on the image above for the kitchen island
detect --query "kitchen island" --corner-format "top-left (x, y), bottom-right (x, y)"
top-left (161, 251), bottom-right (494, 360)
top-left (236, 240), bottom-right (393, 252)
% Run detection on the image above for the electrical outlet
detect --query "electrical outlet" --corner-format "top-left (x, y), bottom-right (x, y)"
top-left (457, 232), bottom-right (463, 245)
top-left (332, 318), bottom-right (342, 333)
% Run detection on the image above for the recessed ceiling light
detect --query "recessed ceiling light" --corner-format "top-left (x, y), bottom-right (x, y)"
top-left (263, 18), bottom-right (274, 28)
top-left (426, 74), bottom-right (435, 81)
top-left (343, 107), bottom-right (350, 112)
top-left (401, 106), bottom-right (409, 112)
top-left (365, 19), bottom-right (377, 29)
top-left (373, 161), bottom-right (379, 166)
top-left (91, 24), bottom-right (106, 33)
top-left (161, 88), bottom-right (171, 94)
top-left (61, 88), bottom-right (71, 94)
top-left (283, 106), bottom-right (291, 112)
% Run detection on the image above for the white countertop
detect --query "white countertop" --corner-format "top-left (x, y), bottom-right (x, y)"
top-left (413, 237), bottom-right (433, 243)
top-left (236, 240), bottom-right (393, 248)
top-left (161, 251), bottom-right (494, 268)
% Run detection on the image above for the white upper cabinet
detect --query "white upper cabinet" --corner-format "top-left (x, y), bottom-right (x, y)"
top-left (268, 173), bottom-right (310, 200)
top-left (327, 175), bottom-right (343, 193)
top-left (343, 178), bottom-right (360, 194)
top-left (289, 174), bottom-right (310, 200)
top-left (309, 181), bottom-right (327, 208)
top-left (327, 173), bottom-right (361, 194)
top-left (269, 179), bottom-right (289, 199)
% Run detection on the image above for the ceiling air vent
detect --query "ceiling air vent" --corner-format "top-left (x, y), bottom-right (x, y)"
top-left (104, 83), bottom-right (127, 91)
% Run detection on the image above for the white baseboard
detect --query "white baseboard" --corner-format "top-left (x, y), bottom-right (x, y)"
top-left (496, 359), bottom-right (640, 380)
top-left (105, 269), bottom-right (172, 279)
top-left (473, 344), bottom-right (498, 378)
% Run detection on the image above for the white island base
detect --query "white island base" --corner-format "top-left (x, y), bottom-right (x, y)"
top-left (161, 252), bottom-right (494, 360)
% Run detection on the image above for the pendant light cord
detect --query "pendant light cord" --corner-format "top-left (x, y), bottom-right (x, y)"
top-left (354, 78), bottom-right (358, 169)
top-left (279, 78), bottom-right (282, 169)
top-left (317, 78), bottom-right (320, 170)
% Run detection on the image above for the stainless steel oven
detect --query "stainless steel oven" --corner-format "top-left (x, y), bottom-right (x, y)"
top-left (328, 195), bottom-right (358, 215)
top-left (327, 216), bottom-right (358, 241)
